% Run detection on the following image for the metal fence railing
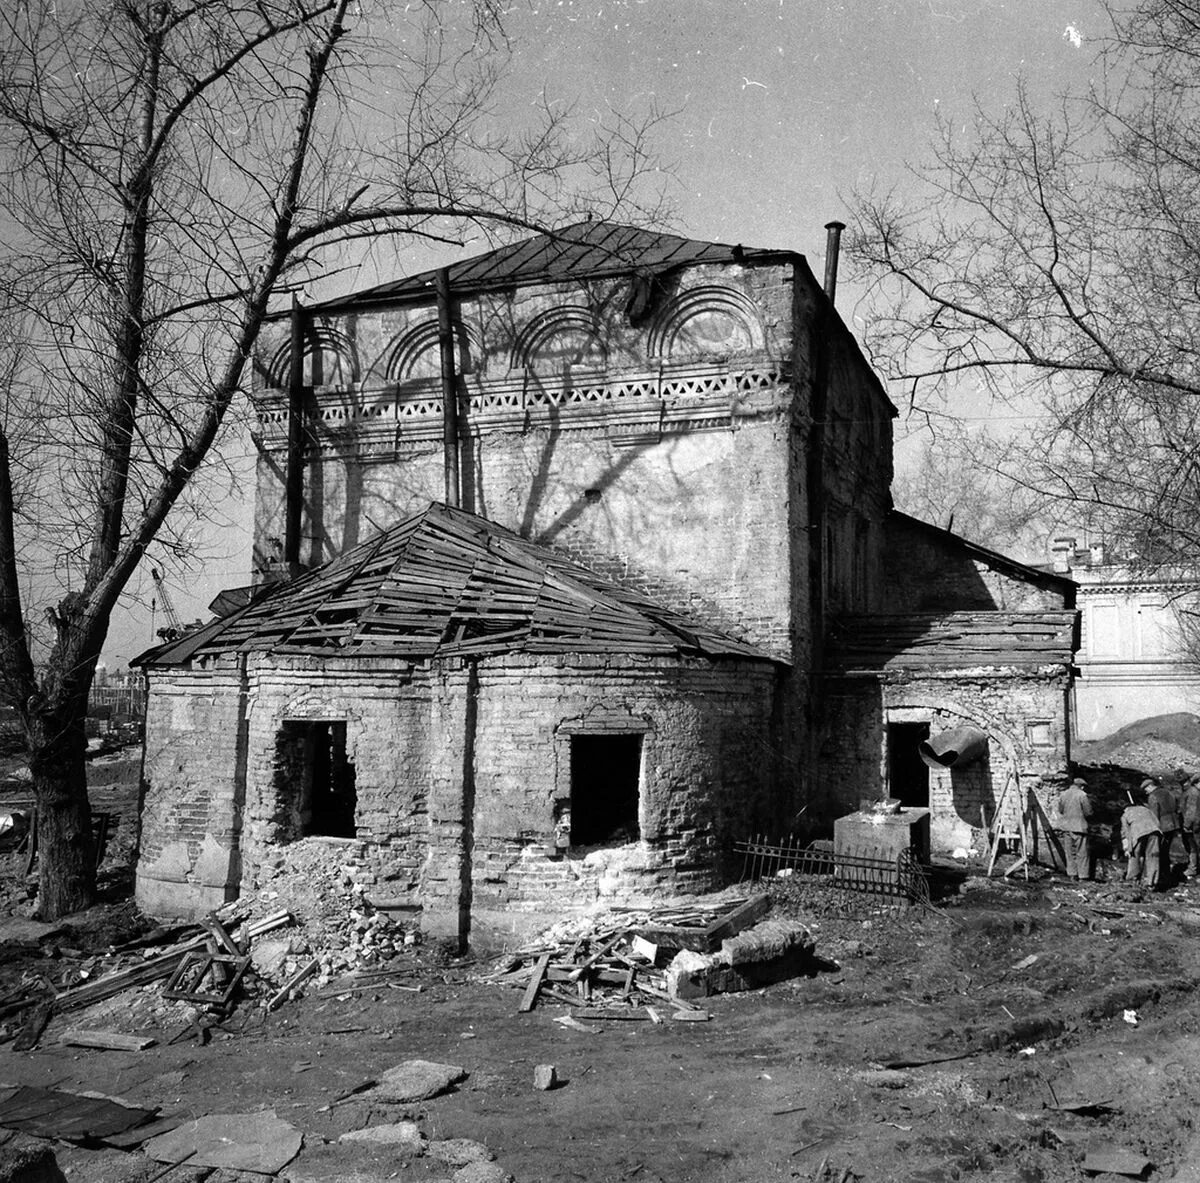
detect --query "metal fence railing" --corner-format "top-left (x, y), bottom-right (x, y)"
top-left (734, 832), bottom-right (932, 913)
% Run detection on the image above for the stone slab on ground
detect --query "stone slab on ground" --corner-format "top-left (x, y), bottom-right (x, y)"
top-left (1082, 1144), bottom-right (1152, 1177)
top-left (284, 1141), bottom-right (449, 1183)
top-left (428, 1139), bottom-right (495, 1167)
top-left (338, 1121), bottom-right (424, 1152)
top-left (453, 1164), bottom-right (513, 1183)
top-left (144, 1110), bottom-right (302, 1174)
top-left (365, 1060), bottom-right (466, 1103)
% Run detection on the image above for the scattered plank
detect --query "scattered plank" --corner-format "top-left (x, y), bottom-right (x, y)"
top-left (266, 959), bottom-right (320, 1012)
top-left (574, 1007), bottom-right (651, 1022)
top-left (201, 914), bottom-right (243, 957)
top-left (518, 952), bottom-right (551, 1014)
top-left (552, 1014), bottom-right (600, 1034)
top-left (58, 1030), bottom-right (156, 1052)
top-left (568, 931), bottom-right (628, 981)
top-left (12, 1001), bottom-right (53, 1052)
top-left (704, 895), bottom-right (771, 946)
top-left (882, 1049), bottom-right (983, 1070)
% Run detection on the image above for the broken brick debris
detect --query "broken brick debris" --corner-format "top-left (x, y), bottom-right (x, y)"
top-left (483, 893), bottom-right (814, 1015)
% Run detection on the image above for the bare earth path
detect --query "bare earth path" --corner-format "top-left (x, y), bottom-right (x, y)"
top-left (1, 867), bottom-right (1199, 1182)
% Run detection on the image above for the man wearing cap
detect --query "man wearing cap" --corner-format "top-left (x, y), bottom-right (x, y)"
top-left (1146, 776), bottom-right (1182, 887)
top-left (1055, 777), bottom-right (1093, 881)
top-left (1181, 773), bottom-right (1200, 878)
top-left (1122, 791), bottom-right (1163, 887)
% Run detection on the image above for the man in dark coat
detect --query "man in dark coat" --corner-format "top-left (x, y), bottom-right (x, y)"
top-left (1182, 773), bottom-right (1200, 878)
top-left (1145, 777), bottom-right (1181, 888)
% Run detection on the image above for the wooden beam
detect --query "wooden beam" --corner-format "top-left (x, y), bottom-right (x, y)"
top-left (519, 952), bottom-right (551, 1013)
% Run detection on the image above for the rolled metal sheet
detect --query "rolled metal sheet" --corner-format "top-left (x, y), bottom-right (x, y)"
top-left (919, 726), bottom-right (989, 769)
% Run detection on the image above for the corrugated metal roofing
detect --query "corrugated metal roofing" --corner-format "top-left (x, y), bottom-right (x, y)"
top-left (306, 221), bottom-right (798, 314)
top-left (135, 503), bottom-right (778, 667)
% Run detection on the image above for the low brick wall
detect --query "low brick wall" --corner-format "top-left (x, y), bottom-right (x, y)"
top-left (136, 651), bottom-right (782, 943)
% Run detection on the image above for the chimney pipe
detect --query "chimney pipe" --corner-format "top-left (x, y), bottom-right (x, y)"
top-left (1050, 536), bottom-right (1076, 574)
top-left (823, 220), bottom-right (846, 306)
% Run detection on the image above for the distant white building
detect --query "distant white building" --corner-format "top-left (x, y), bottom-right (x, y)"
top-left (1049, 538), bottom-right (1200, 740)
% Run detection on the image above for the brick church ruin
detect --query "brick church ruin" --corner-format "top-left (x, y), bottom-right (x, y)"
top-left (134, 222), bottom-right (1079, 940)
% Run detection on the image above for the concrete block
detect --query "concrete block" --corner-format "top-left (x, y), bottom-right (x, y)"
top-left (834, 808), bottom-right (931, 868)
top-left (666, 920), bottom-right (816, 999)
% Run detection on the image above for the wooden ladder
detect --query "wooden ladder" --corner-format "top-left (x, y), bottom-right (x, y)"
top-left (987, 773), bottom-right (1030, 879)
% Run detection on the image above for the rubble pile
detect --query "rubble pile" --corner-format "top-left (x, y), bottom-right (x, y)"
top-left (483, 893), bottom-right (819, 1014)
top-left (242, 839), bottom-right (419, 986)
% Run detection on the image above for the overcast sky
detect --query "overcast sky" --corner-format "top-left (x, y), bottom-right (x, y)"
top-left (103, 0), bottom-right (1107, 667)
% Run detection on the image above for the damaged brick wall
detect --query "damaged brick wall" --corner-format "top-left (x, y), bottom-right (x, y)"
top-left (252, 262), bottom-right (808, 662)
top-left (818, 669), bottom-right (1071, 854)
top-left (136, 651), bottom-right (781, 940)
top-left (462, 654), bottom-right (781, 942)
top-left (137, 662), bottom-right (248, 917)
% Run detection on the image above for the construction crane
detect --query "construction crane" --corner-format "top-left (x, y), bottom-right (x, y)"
top-left (150, 568), bottom-right (184, 641)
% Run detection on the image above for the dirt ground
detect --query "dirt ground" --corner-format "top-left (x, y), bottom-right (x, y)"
top-left (1, 755), bottom-right (1200, 1181)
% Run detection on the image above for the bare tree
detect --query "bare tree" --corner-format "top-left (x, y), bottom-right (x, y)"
top-left (847, 0), bottom-right (1200, 567)
top-left (0, 0), bottom-right (670, 918)
top-left (891, 430), bottom-right (1047, 560)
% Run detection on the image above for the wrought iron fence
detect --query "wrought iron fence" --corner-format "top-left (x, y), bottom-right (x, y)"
top-left (734, 832), bottom-right (932, 914)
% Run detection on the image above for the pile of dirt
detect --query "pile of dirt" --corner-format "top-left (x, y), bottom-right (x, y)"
top-left (1074, 711), bottom-right (1200, 777)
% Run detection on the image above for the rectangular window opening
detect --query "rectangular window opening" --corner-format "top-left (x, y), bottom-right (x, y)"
top-left (569, 733), bottom-right (641, 847)
top-left (275, 720), bottom-right (358, 840)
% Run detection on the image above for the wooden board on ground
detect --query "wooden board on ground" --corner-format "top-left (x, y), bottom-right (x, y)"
top-left (59, 1030), bottom-right (156, 1052)
top-left (519, 952), bottom-right (551, 1013)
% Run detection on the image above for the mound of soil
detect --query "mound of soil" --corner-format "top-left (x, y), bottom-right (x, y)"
top-left (1075, 712), bottom-right (1200, 775)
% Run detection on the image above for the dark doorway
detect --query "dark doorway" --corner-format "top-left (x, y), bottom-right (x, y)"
top-left (276, 721), bottom-right (357, 839)
top-left (888, 721), bottom-right (930, 808)
top-left (569, 734), bottom-right (641, 846)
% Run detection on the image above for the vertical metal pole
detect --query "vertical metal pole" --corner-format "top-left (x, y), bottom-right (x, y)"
top-left (284, 296), bottom-right (305, 577)
top-left (436, 268), bottom-right (460, 508)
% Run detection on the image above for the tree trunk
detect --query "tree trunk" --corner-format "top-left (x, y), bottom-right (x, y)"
top-left (28, 715), bottom-right (96, 920)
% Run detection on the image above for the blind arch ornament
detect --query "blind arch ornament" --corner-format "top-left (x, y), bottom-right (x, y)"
top-left (647, 286), bottom-right (766, 359)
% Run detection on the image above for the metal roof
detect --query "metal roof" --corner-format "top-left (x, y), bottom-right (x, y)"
top-left (135, 503), bottom-right (778, 666)
top-left (305, 221), bottom-right (799, 314)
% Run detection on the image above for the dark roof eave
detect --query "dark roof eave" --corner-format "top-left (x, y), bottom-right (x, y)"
top-left (890, 511), bottom-right (1078, 597)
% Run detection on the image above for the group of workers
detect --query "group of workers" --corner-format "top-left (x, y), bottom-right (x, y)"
top-left (1054, 771), bottom-right (1200, 887)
